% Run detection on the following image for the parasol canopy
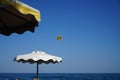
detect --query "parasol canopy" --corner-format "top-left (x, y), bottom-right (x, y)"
top-left (0, 0), bottom-right (41, 36)
top-left (14, 51), bottom-right (62, 79)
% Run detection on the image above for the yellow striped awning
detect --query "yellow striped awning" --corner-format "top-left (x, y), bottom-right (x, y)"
top-left (0, 0), bottom-right (41, 36)
top-left (0, 0), bottom-right (41, 22)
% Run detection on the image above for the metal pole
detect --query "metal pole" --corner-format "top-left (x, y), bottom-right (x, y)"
top-left (36, 62), bottom-right (39, 78)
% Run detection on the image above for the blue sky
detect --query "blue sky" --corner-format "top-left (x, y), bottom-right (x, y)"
top-left (0, 0), bottom-right (120, 73)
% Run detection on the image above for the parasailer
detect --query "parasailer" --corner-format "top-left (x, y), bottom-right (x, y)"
top-left (57, 35), bottom-right (62, 40)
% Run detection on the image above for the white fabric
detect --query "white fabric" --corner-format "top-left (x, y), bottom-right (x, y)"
top-left (15, 51), bottom-right (62, 64)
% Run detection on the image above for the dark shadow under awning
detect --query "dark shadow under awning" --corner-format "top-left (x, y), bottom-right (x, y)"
top-left (0, 5), bottom-right (38, 36)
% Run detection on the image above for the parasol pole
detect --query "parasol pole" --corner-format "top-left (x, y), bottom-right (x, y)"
top-left (36, 61), bottom-right (39, 78)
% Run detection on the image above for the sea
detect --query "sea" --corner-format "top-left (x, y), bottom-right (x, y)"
top-left (0, 73), bottom-right (120, 80)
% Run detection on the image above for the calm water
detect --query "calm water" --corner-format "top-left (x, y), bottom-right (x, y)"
top-left (0, 73), bottom-right (120, 80)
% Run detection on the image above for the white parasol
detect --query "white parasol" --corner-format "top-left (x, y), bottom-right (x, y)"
top-left (14, 51), bottom-right (62, 79)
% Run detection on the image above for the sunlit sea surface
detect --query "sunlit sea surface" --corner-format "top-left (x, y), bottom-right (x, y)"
top-left (0, 73), bottom-right (120, 80)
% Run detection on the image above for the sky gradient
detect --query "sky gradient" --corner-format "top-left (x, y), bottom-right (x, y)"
top-left (0, 0), bottom-right (120, 73)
